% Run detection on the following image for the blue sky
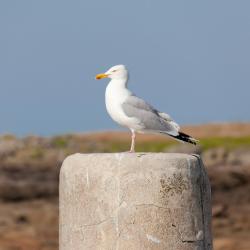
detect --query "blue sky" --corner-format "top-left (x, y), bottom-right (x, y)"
top-left (0, 1), bottom-right (249, 136)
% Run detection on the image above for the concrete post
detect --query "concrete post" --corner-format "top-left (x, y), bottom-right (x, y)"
top-left (59, 153), bottom-right (212, 250)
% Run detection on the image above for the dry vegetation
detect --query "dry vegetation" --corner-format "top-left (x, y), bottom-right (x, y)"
top-left (0, 123), bottom-right (250, 250)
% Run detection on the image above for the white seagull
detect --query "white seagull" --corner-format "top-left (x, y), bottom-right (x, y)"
top-left (96, 65), bottom-right (197, 152)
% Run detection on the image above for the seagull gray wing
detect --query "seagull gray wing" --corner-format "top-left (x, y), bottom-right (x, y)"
top-left (122, 95), bottom-right (178, 135)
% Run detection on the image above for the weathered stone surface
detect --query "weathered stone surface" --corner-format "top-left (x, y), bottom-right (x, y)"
top-left (59, 153), bottom-right (212, 250)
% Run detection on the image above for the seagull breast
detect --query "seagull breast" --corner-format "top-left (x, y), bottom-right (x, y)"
top-left (105, 80), bottom-right (142, 130)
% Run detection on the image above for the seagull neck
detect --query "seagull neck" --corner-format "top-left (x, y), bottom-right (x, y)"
top-left (109, 78), bottom-right (128, 89)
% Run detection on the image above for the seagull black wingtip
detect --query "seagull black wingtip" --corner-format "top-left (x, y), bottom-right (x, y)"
top-left (170, 131), bottom-right (198, 145)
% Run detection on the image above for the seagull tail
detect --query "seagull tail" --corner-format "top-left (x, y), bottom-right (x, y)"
top-left (168, 131), bottom-right (199, 145)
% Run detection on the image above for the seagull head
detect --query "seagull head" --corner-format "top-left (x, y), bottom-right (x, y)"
top-left (95, 65), bottom-right (128, 80)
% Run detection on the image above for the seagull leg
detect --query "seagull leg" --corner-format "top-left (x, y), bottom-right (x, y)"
top-left (129, 130), bottom-right (136, 153)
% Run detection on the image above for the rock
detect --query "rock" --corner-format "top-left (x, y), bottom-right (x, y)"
top-left (60, 153), bottom-right (212, 250)
top-left (227, 148), bottom-right (250, 165)
top-left (208, 164), bottom-right (250, 191)
top-left (0, 136), bottom-right (24, 158)
top-left (0, 149), bottom-right (62, 201)
top-left (212, 204), bottom-right (227, 218)
top-left (164, 144), bottom-right (202, 154)
top-left (202, 147), bottom-right (228, 166)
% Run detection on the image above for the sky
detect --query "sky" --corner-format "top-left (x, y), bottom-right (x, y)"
top-left (0, 0), bottom-right (249, 136)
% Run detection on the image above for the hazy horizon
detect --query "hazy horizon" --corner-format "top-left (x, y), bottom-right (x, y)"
top-left (1, 1), bottom-right (249, 136)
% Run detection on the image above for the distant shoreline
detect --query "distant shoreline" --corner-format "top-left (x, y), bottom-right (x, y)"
top-left (1, 122), bottom-right (250, 139)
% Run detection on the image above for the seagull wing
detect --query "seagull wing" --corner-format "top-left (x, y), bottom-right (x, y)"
top-left (122, 95), bottom-right (179, 136)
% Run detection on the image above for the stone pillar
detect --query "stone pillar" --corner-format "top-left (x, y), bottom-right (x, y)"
top-left (59, 153), bottom-right (212, 250)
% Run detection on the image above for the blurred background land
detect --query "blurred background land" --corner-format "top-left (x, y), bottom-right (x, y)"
top-left (0, 123), bottom-right (249, 250)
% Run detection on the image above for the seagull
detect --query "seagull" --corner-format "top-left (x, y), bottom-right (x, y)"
top-left (95, 65), bottom-right (197, 152)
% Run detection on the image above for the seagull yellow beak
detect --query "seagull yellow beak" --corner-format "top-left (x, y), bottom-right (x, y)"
top-left (95, 73), bottom-right (109, 80)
